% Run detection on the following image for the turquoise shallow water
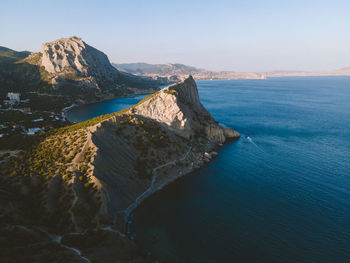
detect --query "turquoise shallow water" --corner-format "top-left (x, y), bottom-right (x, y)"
top-left (66, 95), bottom-right (147, 123)
top-left (68, 77), bottom-right (350, 262)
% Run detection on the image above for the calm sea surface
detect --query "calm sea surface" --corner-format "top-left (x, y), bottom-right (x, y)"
top-left (68, 77), bottom-right (350, 262)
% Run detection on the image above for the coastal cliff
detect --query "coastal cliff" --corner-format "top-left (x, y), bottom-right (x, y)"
top-left (0, 76), bottom-right (239, 262)
top-left (133, 76), bottom-right (236, 141)
top-left (92, 76), bottom-right (239, 224)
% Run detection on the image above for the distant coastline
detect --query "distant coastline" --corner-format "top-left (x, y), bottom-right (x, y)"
top-left (114, 62), bottom-right (350, 81)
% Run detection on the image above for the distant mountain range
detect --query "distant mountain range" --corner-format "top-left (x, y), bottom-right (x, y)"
top-left (113, 62), bottom-right (200, 76)
top-left (1, 38), bottom-right (349, 105)
top-left (114, 62), bottom-right (350, 80)
top-left (113, 63), bottom-right (266, 80)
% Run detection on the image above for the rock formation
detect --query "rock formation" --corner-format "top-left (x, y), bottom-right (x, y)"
top-left (0, 37), bottom-right (162, 103)
top-left (91, 76), bottom-right (239, 224)
top-left (41, 36), bottom-right (117, 79)
top-left (0, 76), bottom-right (239, 262)
top-left (133, 76), bottom-right (238, 142)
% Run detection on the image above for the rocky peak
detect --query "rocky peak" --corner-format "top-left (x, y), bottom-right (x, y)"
top-left (40, 36), bottom-right (116, 78)
top-left (133, 76), bottom-right (239, 142)
top-left (170, 75), bottom-right (211, 118)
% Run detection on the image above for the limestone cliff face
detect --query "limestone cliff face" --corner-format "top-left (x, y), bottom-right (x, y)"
top-left (133, 76), bottom-right (239, 143)
top-left (88, 77), bottom-right (239, 226)
top-left (41, 36), bottom-right (116, 79)
top-left (18, 36), bottom-right (161, 101)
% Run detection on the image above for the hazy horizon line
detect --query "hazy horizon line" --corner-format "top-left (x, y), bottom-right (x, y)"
top-left (112, 60), bottom-right (349, 74)
top-left (1, 43), bottom-right (348, 74)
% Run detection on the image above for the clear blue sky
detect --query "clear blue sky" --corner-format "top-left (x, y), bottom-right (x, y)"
top-left (1, 0), bottom-right (349, 72)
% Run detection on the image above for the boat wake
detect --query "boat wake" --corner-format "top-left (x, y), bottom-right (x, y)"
top-left (247, 136), bottom-right (265, 153)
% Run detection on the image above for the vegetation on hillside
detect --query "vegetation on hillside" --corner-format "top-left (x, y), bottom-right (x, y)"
top-left (0, 43), bottom-right (163, 115)
top-left (0, 83), bottom-right (191, 235)
top-left (0, 46), bottom-right (31, 64)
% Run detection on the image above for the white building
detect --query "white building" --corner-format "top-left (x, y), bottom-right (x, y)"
top-left (27, 128), bottom-right (43, 135)
top-left (7, 92), bottom-right (20, 104)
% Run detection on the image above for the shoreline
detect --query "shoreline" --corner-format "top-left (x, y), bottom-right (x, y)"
top-left (122, 136), bottom-right (239, 234)
top-left (61, 90), bottom-right (158, 122)
top-left (57, 81), bottom-right (240, 236)
top-left (131, 73), bottom-right (350, 81)
top-left (123, 145), bottom-right (194, 226)
top-left (61, 104), bottom-right (78, 118)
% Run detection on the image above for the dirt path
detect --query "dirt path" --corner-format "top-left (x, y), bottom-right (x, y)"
top-left (123, 145), bottom-right (192, 221)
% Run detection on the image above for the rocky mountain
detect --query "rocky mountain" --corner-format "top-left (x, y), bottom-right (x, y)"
top-left (114, 62), bottom-right (267, 80)
top-left (0, 76), bottom-right (239, 262)
top-left (40, 36), bottom-right (114, 77)
top-left (0, 37), bottom-right (162, 105)
top-left (132, 76), bottom-right (236, 140)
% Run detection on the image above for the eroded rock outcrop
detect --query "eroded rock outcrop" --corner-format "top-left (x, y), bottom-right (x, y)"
top-left (133, 75), bottom-right (239, 142)
top-left (16, 36), bottom-right (161, 102)
top-left (41, 36), bottom-right (116, 79)
top-left (89, 76), bottom-right (240, 225)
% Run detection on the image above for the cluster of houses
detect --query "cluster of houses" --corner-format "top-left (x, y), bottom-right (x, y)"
top-left (0, 121), bottom-right (45, 138)
top-left (0, 92), bottom-right (68, 139)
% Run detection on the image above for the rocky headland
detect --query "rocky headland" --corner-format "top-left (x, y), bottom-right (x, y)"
top-left (0, 76), bottom-right (239, 262)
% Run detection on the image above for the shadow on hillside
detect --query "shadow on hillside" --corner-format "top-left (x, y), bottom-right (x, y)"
top-left (0, 61), bottom-right (50, 94)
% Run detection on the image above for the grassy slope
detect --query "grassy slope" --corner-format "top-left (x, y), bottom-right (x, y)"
top-left (0, 46), bottom-right (31, 64)
top-left (0, 88), bottom-right (166, 216)
top-left (0, 85), bottom-right (200, 262)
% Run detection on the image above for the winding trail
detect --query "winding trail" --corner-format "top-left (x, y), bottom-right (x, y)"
top-left (124, 145), bottom-right (192, 221)
top-left (101, 225), bottom-right (125, 236)
top-left (66, 130), bottom-right (92, 232)
top-left (68, 185), bottom-right (79, 231)
top-left (49, 233), bottom-right (92, 263)
top-left (12, 226), bottom-right (92, 263)
top-left (59, 244), bottom-right (91, 263)
top-left (46, 232), bottom-right (92, 263)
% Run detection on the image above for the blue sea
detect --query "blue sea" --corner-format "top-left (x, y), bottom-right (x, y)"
top-left (68, 77), bottom-right (350, 262)
top-left (66, 95), bottom-right (147, 123)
